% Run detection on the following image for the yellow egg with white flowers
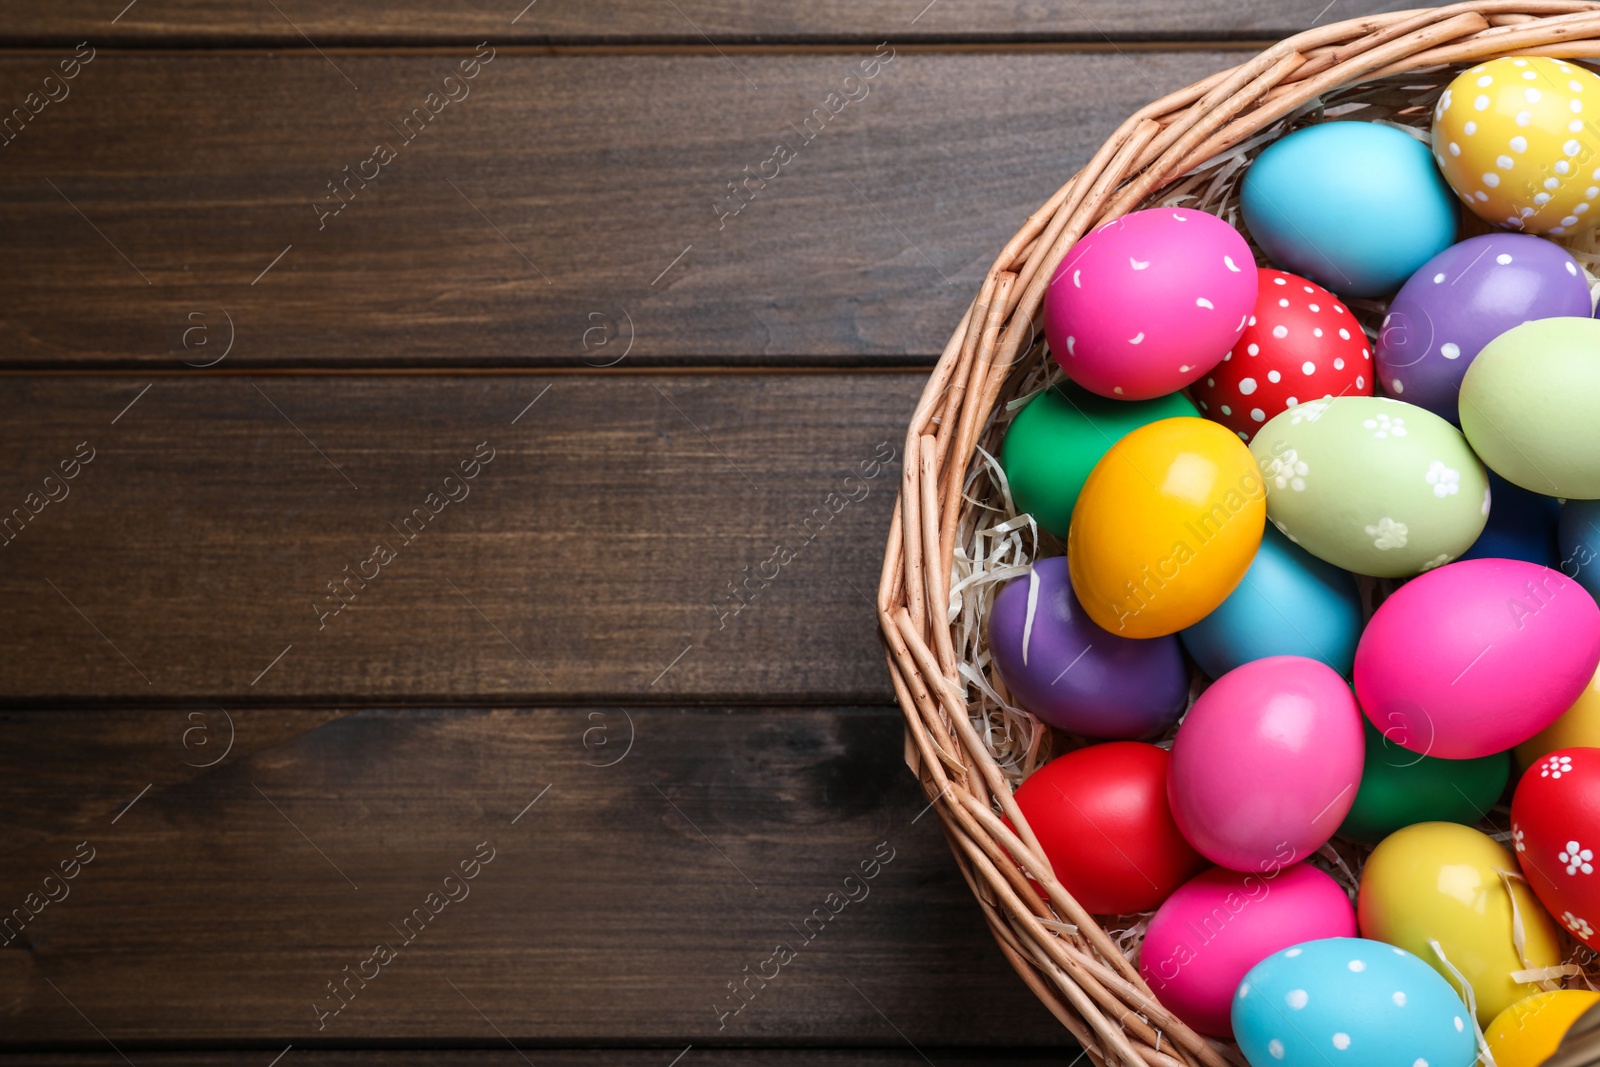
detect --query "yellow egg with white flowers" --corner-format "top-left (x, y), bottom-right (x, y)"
top-left (1431, 55), bottom-right (1600, 236)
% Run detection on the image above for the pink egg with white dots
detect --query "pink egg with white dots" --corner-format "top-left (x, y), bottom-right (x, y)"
top-left (1190, 268), bottom-right (1375, 441)
top-left (1044, 208), bottom-right (1258, 400)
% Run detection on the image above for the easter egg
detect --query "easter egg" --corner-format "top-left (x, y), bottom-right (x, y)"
top-left (1241, 121), bottom-right (1457, 297)
top-left (1012, 742), bottom-right (1208, 915)
top-left (999, 382), bottom-right (1198, 537)
top-left (1561, 499), bottom-right (1600, 600)
top-left (1232, 937), bottom-right (1477, 1067)
top-left (1512, 746), bottom-right (1600, 950)
top-left (1179, 524), bottom-right (1363, 680)
top-left (1460, 470), bottom-right (1563, 568)
top-left (1431, 56), bottom-right (1600, 236)
top-left (1168, 656), bottom-right (1364, 871)
top-left (987, 556), bottom-right (1189, 739)
top-left (1337, 720), bottom-right (1510, 845)
top-left (1486, 990), bottom-right (1600, 1067)
top-left (1554, 996), bottom-right (1600, 1059)
top-left (1044, 207), bottom-right (1257, 400)
top-left (1376, 234), bottom-right (1591, 422)
top-left (1189, 268), bottom-right (1374, 442)
top-left (1358, 821), bottom-right (1562, 1025)
top-left (1354, 558), bottom-right (1600, 759)
top-left (1068, 417), bottom-right (1265, 638)
top-left (1517, 663), bottom-right (1600, 769)
top-left (1461, 317), bottom-right (1600, 499)
top-left (1250, 396), bottom-right (1489, 578)
top-left (1140, 864), bottom-right (1356, 1038)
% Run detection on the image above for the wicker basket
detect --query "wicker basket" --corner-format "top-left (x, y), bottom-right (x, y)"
top-left (877, 5), bottom-right (1600, 1066)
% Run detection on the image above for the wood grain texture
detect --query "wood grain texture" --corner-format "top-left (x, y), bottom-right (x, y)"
top-left (9, 0), bottom-right (1421, 47)
top-left (0, 50), bottom-right (1237, 368)
top-left (0, 706), bottom-right (1068, 1046)
top-left (0, 373), bottom-right (915, 704)
top-left (0, 1055), bottom-right (1065, 1066)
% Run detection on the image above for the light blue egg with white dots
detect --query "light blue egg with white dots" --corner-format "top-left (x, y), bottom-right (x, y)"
top-left (1232, 937), bottom-right (1476, 1067)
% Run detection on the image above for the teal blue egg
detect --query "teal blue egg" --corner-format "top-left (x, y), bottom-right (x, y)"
top-left (1560, 499), bottom-right (1600, 603)
top-left (1460, 470), bottom-right (1561, 569)
top-left (1241, 122), bottom-right (1457, 297)
top-left (1234, 937), bottom-right (1476, 1067)
top-left (1180, 524), bottom-right (1362, 678)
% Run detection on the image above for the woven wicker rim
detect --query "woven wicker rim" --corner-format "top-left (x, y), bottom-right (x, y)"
top-left (876, 5), bottom-right (1600, 1066)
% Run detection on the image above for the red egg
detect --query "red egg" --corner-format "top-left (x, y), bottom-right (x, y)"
top-left (1189, 268), bottom-right (1374, 441)
top-left (1512, 746), bottom-right (1600, 949)
top-left (1013, 741), bottom-right (1209, 914)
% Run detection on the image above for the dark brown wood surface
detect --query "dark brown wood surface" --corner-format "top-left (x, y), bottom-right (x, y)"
top-left (10, 0), bottom-right (1414, 46)
top-left (0, 373), bottom-right (912, 705)
top-left (0, 706), bottom-right (1063, 1045)
top-left (0, 1056), bottom-right (1066, 1066)
top-left (0, 50), bottom-right (1240, 369)
top-left (0, 1), bottom-right (1454, 1058)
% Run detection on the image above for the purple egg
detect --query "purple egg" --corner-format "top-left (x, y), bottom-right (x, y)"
top-left (1376, 233), bottom-right (1591, 422)
top-left (988, 556), bottom-right (1189, 739)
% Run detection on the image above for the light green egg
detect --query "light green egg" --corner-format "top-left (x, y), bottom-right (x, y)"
top-left (1249, 396), bottom-right (1489, 577)
top-left (1460, 316), bottom-right (1600, 500)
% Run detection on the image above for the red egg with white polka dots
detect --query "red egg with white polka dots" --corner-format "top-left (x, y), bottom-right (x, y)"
top-left (1189, 269), bottom-right (1375, 441)
top-left (1511, 746), bottom-right (1600, 950)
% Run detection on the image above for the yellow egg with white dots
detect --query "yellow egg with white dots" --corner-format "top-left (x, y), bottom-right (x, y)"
top-left (1431, 55), bottom-right (1600, 236)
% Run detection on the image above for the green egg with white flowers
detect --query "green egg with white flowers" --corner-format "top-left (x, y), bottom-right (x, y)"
top-left (1460, 316), bottom-right (1600, 500)
top-left (1249, 396), bottom-right (1489, 577)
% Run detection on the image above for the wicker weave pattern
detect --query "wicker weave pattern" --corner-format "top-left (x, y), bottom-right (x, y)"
top-left (877, 6), bottom-right (1600, 1065)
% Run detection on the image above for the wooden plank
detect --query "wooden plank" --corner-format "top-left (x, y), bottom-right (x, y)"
top-left (0, 708), bottom-right (342, 861)
top-left (8, 1), bottom-right (1422, 47)
top-left (0, 373), bottom-right (916, 704)
top-left (0, 706), bottom-right (1069, 1046)
top-left (0, 1054), bottom-right (1068, 1065)
top-left (0, 50), bottom-right (1237, 369)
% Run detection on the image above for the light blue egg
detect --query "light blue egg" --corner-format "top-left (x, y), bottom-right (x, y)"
top-left (1241, 122), bottom-right (1457, 297)
top-left (1233, 937), bottom-right (1476, 1067)
top-left (1180, 525), bottom-right (1362, 678)
top-left (1560, 499), bottom-right (1600, 603)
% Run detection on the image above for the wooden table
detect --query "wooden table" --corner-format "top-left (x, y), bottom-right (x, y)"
top-left (0, 3), bottom-right (1415, 1061)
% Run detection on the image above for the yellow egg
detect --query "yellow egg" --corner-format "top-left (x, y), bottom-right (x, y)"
top-left (1517, 662), bottom-right (1600, 769)
top-left (1358, 821), bottom-right (1563, 1026)
top-left (1486, 990), bottom-right (1600, 1067)
top-left (1067, 417), bottom-right (1265, 639)
top-left (1431, 55), bottom-right (1600, 236)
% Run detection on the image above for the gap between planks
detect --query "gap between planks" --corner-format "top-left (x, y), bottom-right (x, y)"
top-left (0, 40), bottom-right (1276, 58)
top-left (0, 365), bottom-right (939, 378)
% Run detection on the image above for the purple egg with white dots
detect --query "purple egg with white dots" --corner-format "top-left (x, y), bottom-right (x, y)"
top-left (1044, 207), bottom-right (1259, 401)
top-left (1232, 937), bottom-right (1477, 1067)
top-left (1376, 233), bottom-right (1591, 422)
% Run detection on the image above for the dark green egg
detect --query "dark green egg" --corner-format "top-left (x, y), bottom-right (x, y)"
top-left (999, 382), bottom-right (1198, 537)
top-left (1338, 720), bottom-right (1511, 845)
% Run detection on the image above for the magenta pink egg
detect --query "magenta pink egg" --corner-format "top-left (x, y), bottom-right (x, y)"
top-left (1140, 864), bottom-right (1356, 1038)
top-left (1168, 655), bottom-right (1364, 871)
top-left (1354, 558), bottom-right (1600, 759)
top-left (1043, 208), bottom-right (1258, 401)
